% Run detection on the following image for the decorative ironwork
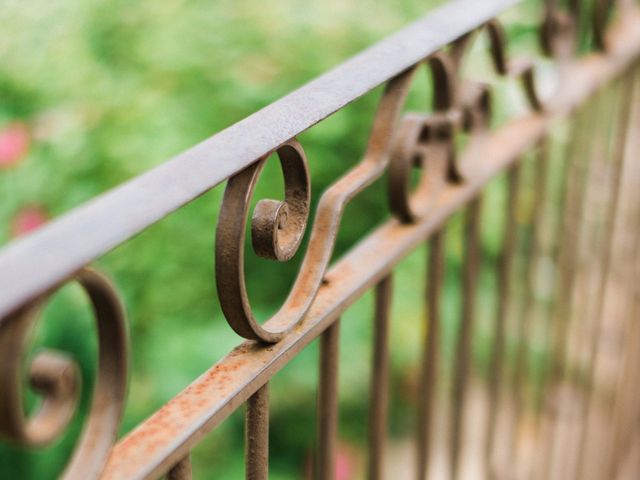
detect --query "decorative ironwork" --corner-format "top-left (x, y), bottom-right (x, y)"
top-left (0, 268), bottom-right (128, 479)
top-left (0, 0), bottom-right (639, 478)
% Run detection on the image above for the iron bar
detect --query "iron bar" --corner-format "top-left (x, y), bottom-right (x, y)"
top-left (573, 67), bottom-right (637, 480)
top-left (450, 198), bottom-right (481, 480)
top-left (558, 88), bottom-right (613, 480)
top-left (484, 163), bottom-right (520, 480)
top-left (605, 67), bottom-right (640, 479)
top-left (167, 455), bottom-right (192, 480)
top-left (416, 231), bottom-right (445, 480)
top-left (245, 384), bottom-right (269, 480)
top-left (368, 277), bottom-right (392, 480)
top-left (533, 108), bottom-right (583, 480)
top-left (539, 95), bottom-right (599, 480)
top-left (509, 141), bottom-right (548, 473)
top-left (317, 321), bottom-right (340, 480)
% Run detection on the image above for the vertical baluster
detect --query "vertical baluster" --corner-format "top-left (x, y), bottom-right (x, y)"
top-left (416, 231), bottom-right (445, 480)
top-left (510, 140), bottom-right (550, 475)
top-left (450, 198), bottom-right (481, 480)
top-left (167, 454), bottom-right (192, 480)
top-left (554, 89), bottom-right (611, 480)
top-left (538, 96), bottom-right (598, 480)
top-left (246, 383), bottom-right (269, 480)
top-left (532, 110), bottom-right (578, 480)
top-left (317, 320), bottom-right (340, 480)
top-left (574, 70), bottom-right (637, 480)
top-left (369, 275), bottom-right (393, 480)
top-left (528, 138), bottom-right (553, 470)
top-left (606, 216), bottom-right (640, 478)
top-left (561, 90), bottom-right (618, 480)
top-left (606, 67), bottom-right (640, 479)
top-left (530, 138), bottom-right (555, 430)
top-left (484, 164), bottom-right (520, 480)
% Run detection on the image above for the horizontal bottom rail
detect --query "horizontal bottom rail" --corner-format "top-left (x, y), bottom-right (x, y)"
top-left (103, 10), bottom-right (640, 480)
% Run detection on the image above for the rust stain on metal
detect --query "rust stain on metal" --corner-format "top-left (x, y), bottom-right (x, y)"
top-left (1, 1), bottom-right (640, 479)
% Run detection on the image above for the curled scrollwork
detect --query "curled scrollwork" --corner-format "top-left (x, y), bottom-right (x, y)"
top-left (485, 20), bottom-right (543, 112)
top-left (388, 54), bottom-right (457, 223)
top-left (389, 18), bottom-right (545, 224)
top-left (0, 268), bottom-right (128, 479)
top-left (215, 0), bottom-right (624, 343)
top-left (215, 140), bottom-right (311, 342)
top-left (216, 68), bottom-right (420, 343)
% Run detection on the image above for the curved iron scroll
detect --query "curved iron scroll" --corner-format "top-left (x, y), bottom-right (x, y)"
top-left (214, 0), bottom-right (620, 343)
top-left (0, 268), bottom-right (128, 480)
top-left (213, 14), bottom-right (564, 342)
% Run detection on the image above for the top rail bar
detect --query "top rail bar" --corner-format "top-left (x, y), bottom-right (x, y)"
top-left (0, 0), bottom-right (518, 319)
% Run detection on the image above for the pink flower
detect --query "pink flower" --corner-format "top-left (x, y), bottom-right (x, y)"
top-left (335, 443), bottom-right (357, 480)
top-left (0, 122), bottom-right (30, 169)
top-left (11, 206), bottom-right (48, 237)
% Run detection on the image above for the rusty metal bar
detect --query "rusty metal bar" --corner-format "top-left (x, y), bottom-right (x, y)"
top-left (245, 383), bottom-right (269, 480)
top-left (416, 231), bottom-right (445, 480)
top-left (558, 88), bottom-right (615, 480)
top-left (533, 107), bottom-right (585, 479)
top-left (573, 68), bottom-right (637, 480)
top-left (450, 198), bottom-right (481, 480)
top-left (317, 320), bottom-right (340, 480)
top-left (607, 243), bottom-right (640, 479)
top-left (538, 95), bottom-right (599, 479)
top-left (102, 15), bottom-right (640, 475)
top-left (166, 455), bottom-right (192, 480)
top-left (0, 0), bottom-right (519, 321)
top-left (530, 138), bottom-right (552, 420)
top-left (368, 276), bottom-right (392, 480)
top-left (484, 163), bottom-right (520, 479)
top-left (606, 67), bottom-right (640, 479)
top-left (509, 141), bottom-right (549, 470)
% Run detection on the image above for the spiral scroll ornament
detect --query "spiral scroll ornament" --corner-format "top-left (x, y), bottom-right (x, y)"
top-left (0, 268), bottom-right (128, 480)
top-left (388, 18), bottom-right (546, 224)
top-left (215, 140), bottom-right (311, 342)
top-left (215, 67), bottom-right (422, 343)
top-left (388, 54), bottom-right (457, 223)
top-left (214, 0), bottom-right (624, 343)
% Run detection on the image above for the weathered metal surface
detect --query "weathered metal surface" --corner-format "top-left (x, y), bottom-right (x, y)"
top-left (212, 8), bottom-right (554, 344)
top-left (0, 268), bottom-right (128, 480)
top-left (0, 0), bottom-right (519, 321)
top-left (484, 162), bottom-right (519, 480)
top-left (167, 455), bottom-right (192, 480)
top-left (317, 320), bottom-right (340, 480)
top-left (368, 276), bottom-right (392, 480)
top-left (450, 198), bottom-right (481, 480)
top-left (415, 231), bottom-right (444, 480)
top-left (245, 384), bottom-right (269, 480)
top-left (572, 68), bottom-right (636, 480)
top-left (102, 13), bottom-right (640, 472)
top-left (1, 1), bottom-right (640, 479)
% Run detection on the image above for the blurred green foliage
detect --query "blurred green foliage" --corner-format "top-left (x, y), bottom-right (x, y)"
top-left (0, 0), bottom-right (547, 478)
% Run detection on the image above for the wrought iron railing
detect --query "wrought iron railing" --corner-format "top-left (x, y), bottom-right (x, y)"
top-left (1, 0), bottom-right (640, 478)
